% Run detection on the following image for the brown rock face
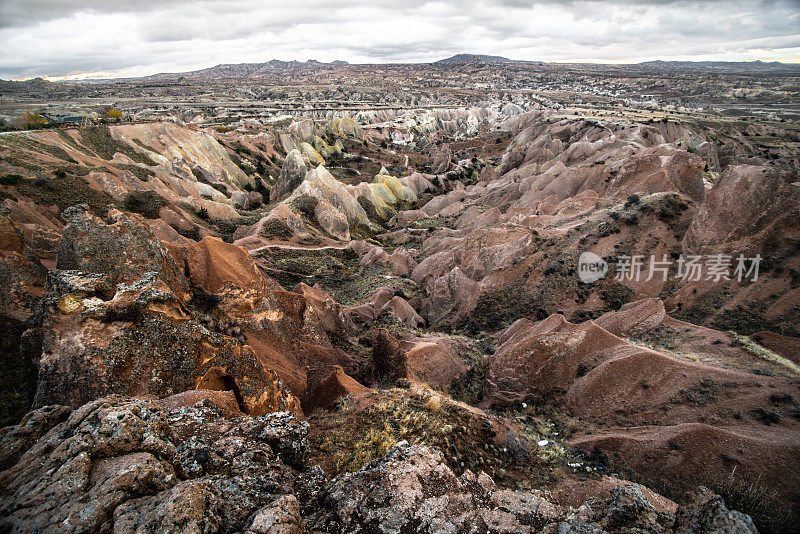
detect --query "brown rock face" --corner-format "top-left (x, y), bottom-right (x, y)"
top-left (301, 364), bottom-right (369, 413)
top-left (371, 328), bottom-right (409, 385)
top-left (1, 199), bottom-right (63, 270)
top-left (170, 240), bottom-right (364, 402)
top-left (401, 336), bottom-right (470, 391)
top-left (594, 297), bottom-right (667, 337)
top-left (0, 216), bottom-right (47, 424)
top-left (195, 366), bottom-right (248, 412)
top-left (423, 266), bottom-right (482, 326)
top-left (684, 164), bottom-right (800, 257)
top-left (0, 215), bottom-right (47, 322)
top-left (486, 305), bottom-right (800, 511)
top-left (29, 268), bottom-right (299, 416)
top-left (292, 282), bottom-right (357, 343)
top-left (345, 286), bottom-right (424, 329)
top-left (24, 209), bottom-right (301, 417)
top-left (184, 236), bottom-right (271, 294)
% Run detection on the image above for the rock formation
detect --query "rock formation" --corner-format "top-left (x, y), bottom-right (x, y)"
top-left (0, 91), bottom-right (797, 532)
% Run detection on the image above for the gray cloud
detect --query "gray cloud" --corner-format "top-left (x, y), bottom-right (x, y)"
top-left (0, 0), bottom-right (797, 79)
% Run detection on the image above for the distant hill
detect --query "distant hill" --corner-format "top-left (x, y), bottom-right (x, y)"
top-left (435, 54), bottom-right (517, 64)
top-left (0, 77), bottom-right (56, 95)
top-left (60, 57), bottom-right (799, 85)
top-left (633, 60), bottom-right (800, 74)
top-left (142, 59), bottom-right (347, 82)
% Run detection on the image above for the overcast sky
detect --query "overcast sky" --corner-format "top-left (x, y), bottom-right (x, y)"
top-left (1, 0), bottom-right (798, 80)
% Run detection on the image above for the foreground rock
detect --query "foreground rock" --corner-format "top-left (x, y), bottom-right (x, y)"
top-left (0, 396), bottom-right (758, 534)
top-left (0, 396), bottom-right (307, 533)
top-left (25, 206), bottom-right (300, 416)
top-left (308, 441), bottom-right (755, 533)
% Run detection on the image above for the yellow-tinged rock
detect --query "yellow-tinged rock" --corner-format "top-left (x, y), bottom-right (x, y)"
top-left (370, 181), bottom-right (398, 205)
top-left (329, 116), bottom-right (361, 139)
top-left (313, 136), bottom-right (333, 159)
top-left (299, 142), bottom-right (325, 166)
top-left (352, 182), bottom-right (396, 221)
top-left (57, 294), bottom-right (83, 314)
top-left (375, 174), bottom-right (416, 203)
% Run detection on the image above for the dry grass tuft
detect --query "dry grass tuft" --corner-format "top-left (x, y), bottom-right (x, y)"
top-left (552, 467), bottom-right (565, 481)
top-left (729, 332), bottom-right (800, 377)
top-left (424, 395), bottom-right (442, 412)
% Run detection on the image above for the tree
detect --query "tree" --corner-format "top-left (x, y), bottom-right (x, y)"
top-left (13, 112), bottom-right (47, 129)
top-left (103, 107), bottom-right (123, 120)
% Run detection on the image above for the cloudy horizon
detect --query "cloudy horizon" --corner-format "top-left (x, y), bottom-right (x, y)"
top-left (1, 0), bottom-right (799, 80)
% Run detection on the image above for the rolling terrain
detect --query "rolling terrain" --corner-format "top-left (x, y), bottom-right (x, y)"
top-left (0, 60), bottom-right (799, 533)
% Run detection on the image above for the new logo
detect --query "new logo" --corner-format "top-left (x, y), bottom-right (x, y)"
top-left (578, 252), bottom-right (608, 283)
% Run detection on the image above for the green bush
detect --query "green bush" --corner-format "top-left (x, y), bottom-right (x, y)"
top-left (123, 190), bottom-right (167, 219)
top-left (0, 174), bottom-right (23, 185)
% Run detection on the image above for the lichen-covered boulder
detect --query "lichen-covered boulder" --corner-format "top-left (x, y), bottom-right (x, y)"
top-left (308, 442), bottom-right (564, 533)
top-left (57, 205), bottom-right (189, 299)
top-left (27, 209), bottom-right (301, 416)
top-left (0, 396), bottom-right (310, 534)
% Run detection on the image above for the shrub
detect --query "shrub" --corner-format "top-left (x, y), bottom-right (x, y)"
top-left (656, 194), bottom-right (689, 221)
top-left (291, 194), bottom-right (319, 218)
top-left (712, 468), bottom-right (795, 534)
top-left (624, 194), bottom-right (640, 208)
top-left (0, 174), bottom-right (23, 185)
top-left (423, 395), bottom-right (442, 412)
top-left (33, 177), bottom-right (52, 189)
top-left (123, 190), bottom-right (167, 219)
top-left (197, 207), bottom-right (209, 220)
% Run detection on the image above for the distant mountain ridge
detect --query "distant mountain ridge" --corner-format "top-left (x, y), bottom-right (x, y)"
top-left (435, 54), bottom-right (518, 64)
top-left (172, 59), bottom-right (348, 78)
top-left (631, 59), bottom-right (800, 74)
top-left (5, 56), bottom-right (799, 84)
